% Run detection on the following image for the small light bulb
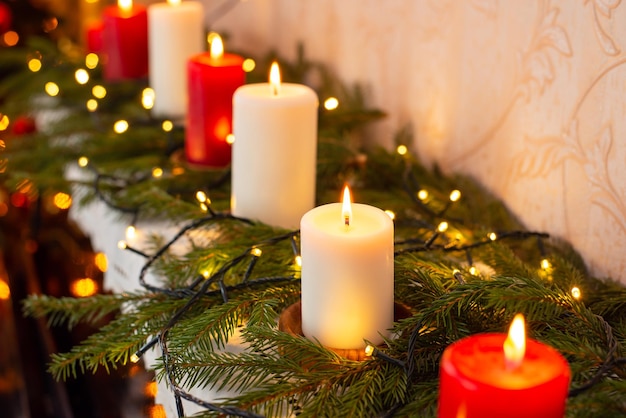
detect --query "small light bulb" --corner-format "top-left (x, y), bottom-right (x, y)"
top-left (571, 286), bottom-right (581, 300)
top-left (117, 240), bottom-right (127, 250)
top-left (130, 353), bottom-right (140, 363)
top-left (75, 69), bottom-right (90, 84)
top-left (125, 225), bottom-right (136, 240)
top-left (78, 156), bottom-right (89, 167)
top-left (384, 210), bottom-right (395, 220)
top-left (45, 82), bottom-right (60, 97)
top-left (162, 120), bottom-right (173, 132)
top-left (92, 85), bottom-right (107, 99)
top-left (142, 88), bottom-right (155, 109)
top-left (488, 232), bottom-right (497, 241)
top-left (226, 134), bottom-right (235, 145)
top-left (199, 203), bottom-right (208, 212)
top-left (417, 190), bottom-right (429, 201)
top-left (396, 145), bottom-right (408, 156)
top-left (251, 248), bottom-right (262, 257)
top-left (0, 115), bottom-right (10, 131)
top-left (295, 255), bottom-right (302, 267)
top-left (152, 167), bottom-right (163, 178)
top-left (364, 345), bottom-right (375, 356)
top-left (449, 190), bottom-right (461, 202)
top-left (469, 266), bottom-right (478, 275)
top-left (201, 270), bottom-right (210, 279)
top-left (196, 191), bottom-right (207, 203)
top-left (28, 58), bottom-right (42, 72)
top-left (541, 258), bottom-right (551, 270)
top-left (242, 58), bottom-right (255, 72)
top-left (85, 53), bottom-right (99, 69)
top-left (324, 97), bottom-right (339, 110)
top-left (114, 120), bottom-right (129, 134)
top-left (53, 192), bottom-right (72, 209)
top-left (86, 99), bottom-right (98, 112)
top-left (437, 221), bottom-right (449, 232)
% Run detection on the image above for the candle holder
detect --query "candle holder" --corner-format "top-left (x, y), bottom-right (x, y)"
top-left (278, 300), bottom-right (411, 361)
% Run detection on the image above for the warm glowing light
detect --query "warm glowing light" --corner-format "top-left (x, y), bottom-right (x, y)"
top-left (449, 189), bottom-right (461, 202)
top-left (571, 286), bottom-right (581, 300)
top-left (85, 53), bottom-right (99, 69)
top-left (269, 62), bottom-right (281, 96)
top-left (437, 221), bottom-right (449, 232)
top-left (92, 85), bottom-right (107, 99)
top-left (117, 240), bottom-right (127, 249)
top-left (396, 145), bottom-right (408, 156)
top-left (118, 0), bottom-right (132, 11)
top-left (503, 313), bottom-right (526, 369)
top-left (114, 120), bottom-right (129, 133)
top-left (142, 88), bottom-right (155, 109)
top-left (201, 270), bottom-right (210, 279)
top-left (342, 186), bottom-right (352, 227)
top-left (147, 405), bottom-right (166, 418)
top-left (242, 58), bottom-right (256, 72)
top-left (167, 0), bottom-right (181, 5)
top-left (3, 31), bottom-right (19, 47)
top-left (53, 192), bottom-right (72, 209)
top-left (70, 278), bottom-right (98, 297)
top-left (384, 210), bottom-right (395, 220)
top-left (86, 99), bottom-right (98, 112)
top-left (196, 191), bottom-right (207, 203)
top-left (0, 115), bottom-right (9, 131)
top-left (469, 266), bottom-right (478, 276)
top-left (251, 247), bottom-right (262, 257)
top-left (75, 69), bottom-right (90, 84)
top-left (144, 381), bottom-right (158, 398)
top-left (172, 167), bottom-right (185, 176)
top-left (324, 97), bottom-right (339, 110)
top-left (226, 133), bottom-right (235, 145)
top-left (364, 345), bottom-right (375, 356)
top-left (43, 17), bottom-right (58, 33)
top-left (199, 203), bottom-right (208, 212)
top-left (28, 58), bottom-right (42, 72)
top-left (209, 34), bottom-right (224, 60)
top-left (162, 120), bottom-right (173, 132)
top-left (152, 167), bottom-right (163, 178)
top-left (95, 252), bottom-right (108, 272)
top-left (488, 232), bottom-right (497, 241)
top-left (45, 82), bottom-right (60, 97)
top-left (126, 225), bottom-right (136, 240)
top-left (417, 189), bottom-right (429, 201)
top-left (78, 156), bottom-right (89, 167)
top-left (541, 258), bottom-right (551, 270)
top-left (130, 353), bottom-right (140, 363)
top-left (0, 280), bottom-right (10, 300)
top-left (295, 255), bottom-right (302, 267)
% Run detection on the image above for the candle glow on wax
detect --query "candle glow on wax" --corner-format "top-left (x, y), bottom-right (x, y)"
top-left (167, 0), bottom-right (181, 5)
top-left (503, 313), bottom-right (526, 369)
top-left (269, 62), bottom-right (281, 96)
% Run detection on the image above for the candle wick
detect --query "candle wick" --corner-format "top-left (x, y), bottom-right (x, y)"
top-left (272, 84), bottom-right (278, 96)
top-left (344, 216), bottom-right (350, 227)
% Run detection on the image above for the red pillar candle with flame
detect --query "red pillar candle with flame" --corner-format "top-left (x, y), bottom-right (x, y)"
top-left (101, 0), bottom-right (148, 81)
top-left (186, 34), bottom-right (245, 168)
top-left (438, 314), bottom-right (571, 418)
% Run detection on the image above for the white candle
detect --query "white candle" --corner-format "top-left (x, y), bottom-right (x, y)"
top-left (231, 63), bottom-right (318, 229)
top-left (300, 187), bottom-right (394, 349)
top-left (147, 0), bottom-right (204, 120)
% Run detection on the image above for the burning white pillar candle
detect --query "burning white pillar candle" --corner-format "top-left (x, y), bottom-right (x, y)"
top-left (147, 0), bottom-right (204, 120)
top-left (231, 62), bottom-right (318, 229)
top-left (300, 186), bottom-right (395, 349)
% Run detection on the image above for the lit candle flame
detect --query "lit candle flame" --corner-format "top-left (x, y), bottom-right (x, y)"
top-left (269, 61), bottom-right (281, 96)
top-left (167, 0), bottom-right (181, 5)
top-left (210, 34), bottom-right (224, 60)
top-left (118, 0), bottom-right (132, 11)
top-left (342, 186), bottom-right (352, 227)
top-left (503, 313), bottom-right (526, 370)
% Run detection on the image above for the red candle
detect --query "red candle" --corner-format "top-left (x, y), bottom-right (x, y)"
top-left (101, 0), bottom-right (148, 81)
top-left (86, 21), bottom-right (103, 54)
top-left (185, 35), bottom-right (245, 168)
top-left (438, 314), bottom-right (570, 418)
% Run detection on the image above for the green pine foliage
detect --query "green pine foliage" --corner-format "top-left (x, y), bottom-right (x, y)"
top-left (1, 37), bottom-right (624, 417)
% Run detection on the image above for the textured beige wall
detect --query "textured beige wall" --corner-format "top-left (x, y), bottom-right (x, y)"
top-left (211, 0), bottom-right (626, 284)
